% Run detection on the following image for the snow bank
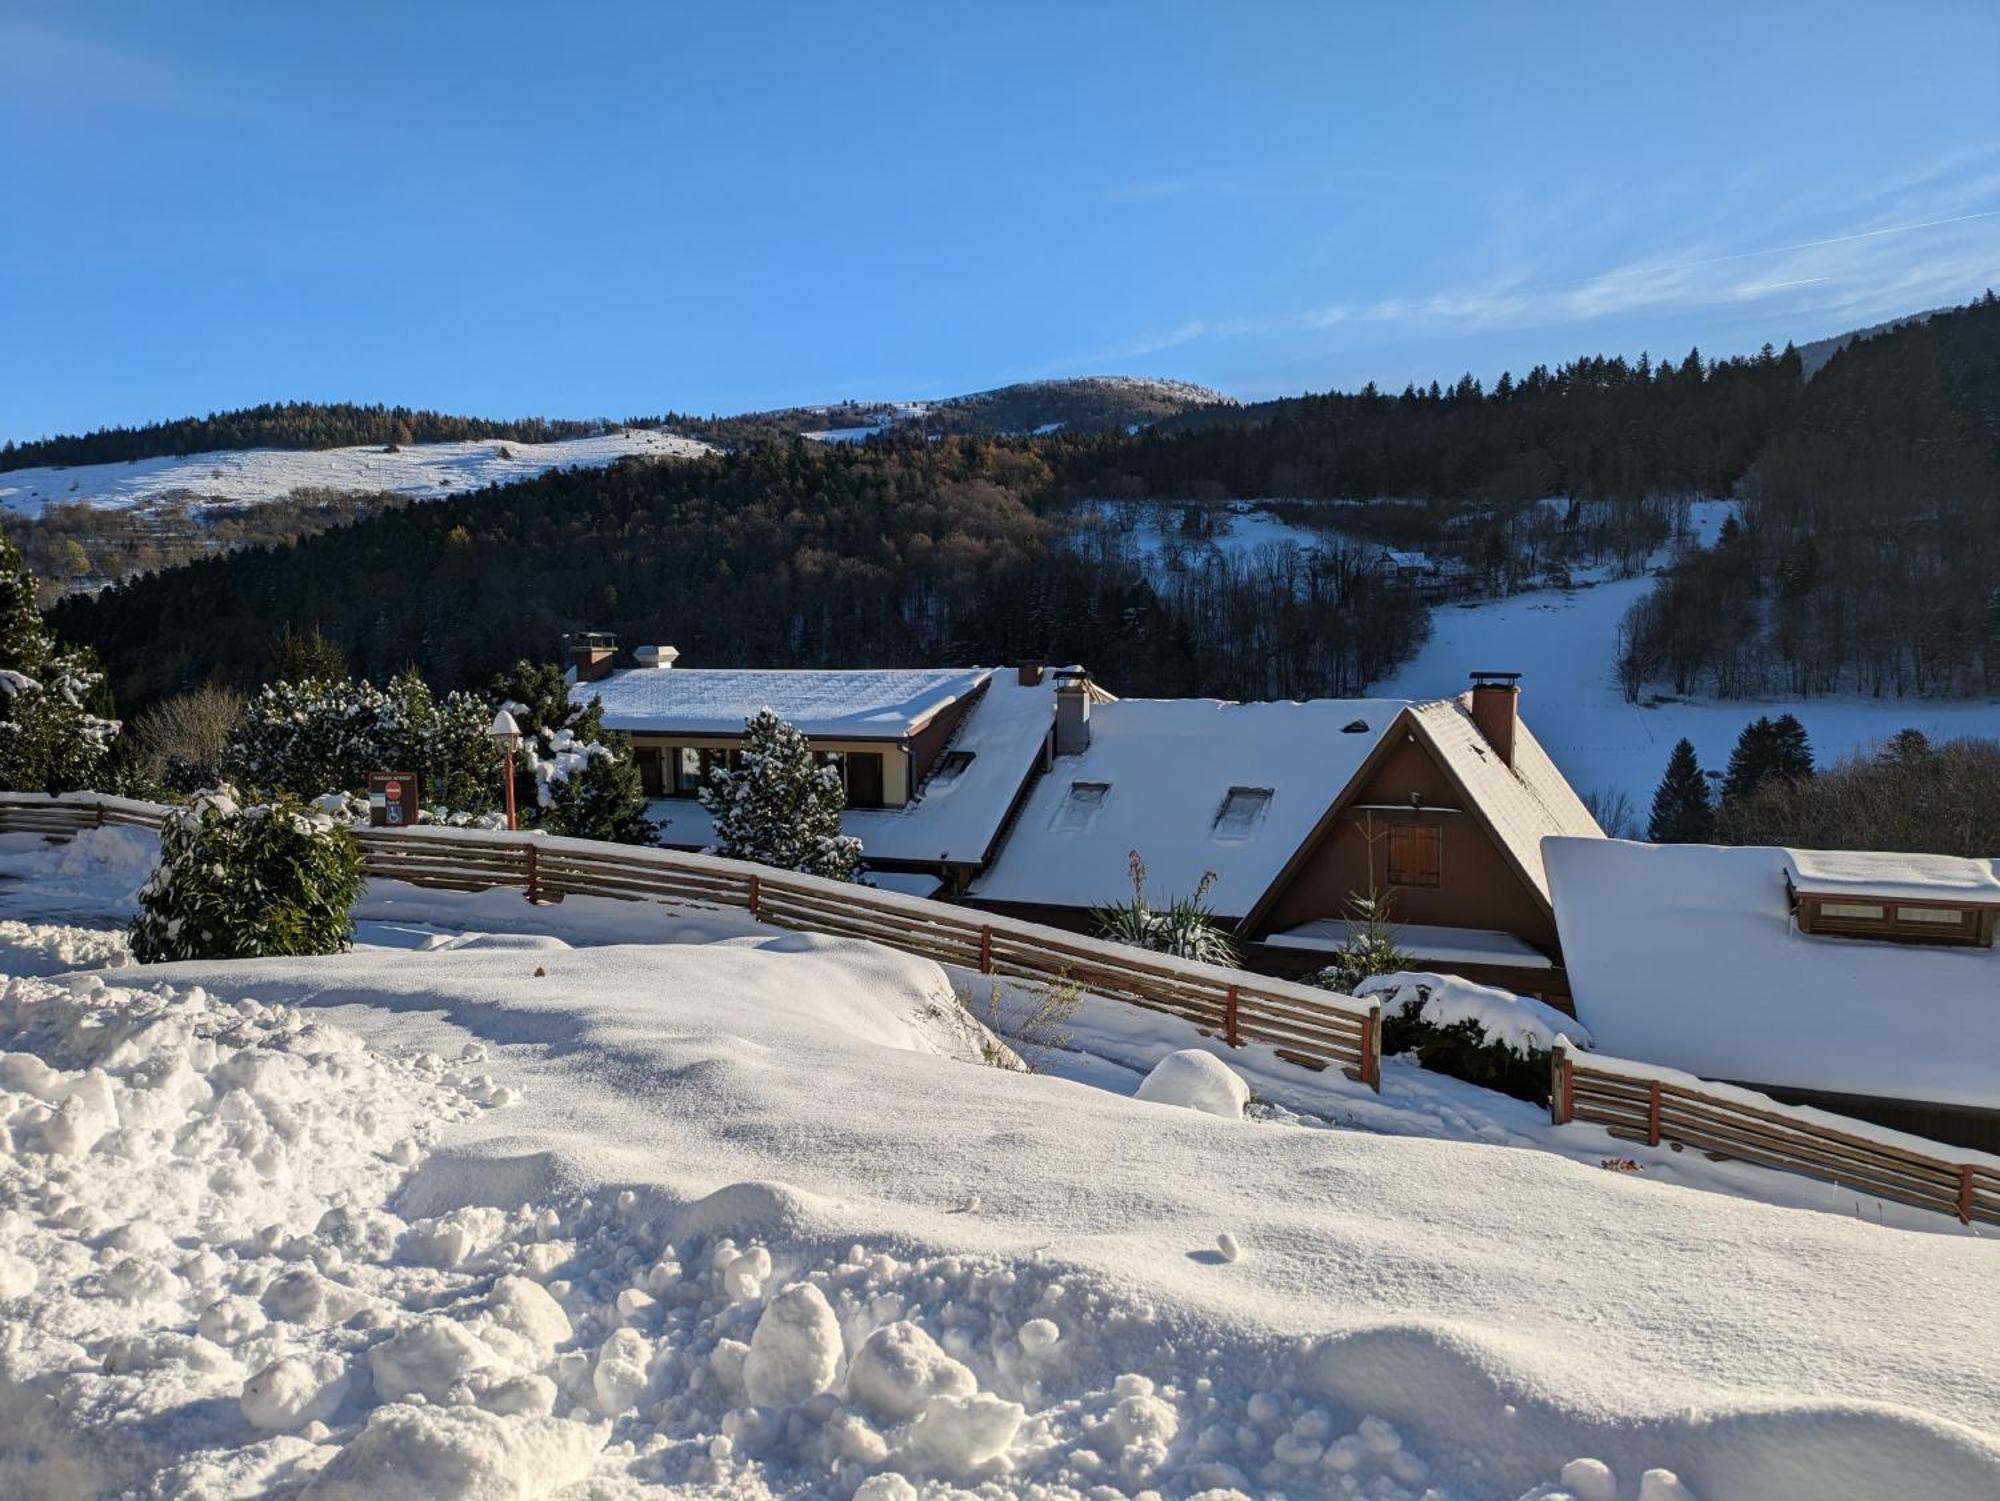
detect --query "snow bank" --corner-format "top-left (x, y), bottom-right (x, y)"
top-left (1134, 1048), bottom-right (1251, 1117)
top-left (0, 823), bottom-right (158, 919)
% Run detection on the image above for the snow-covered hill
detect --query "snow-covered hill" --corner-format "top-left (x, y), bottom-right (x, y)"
top-left (0, 429), bottom-right (713, 518)
top-left (2, 829), bottom-right (1998, 1500)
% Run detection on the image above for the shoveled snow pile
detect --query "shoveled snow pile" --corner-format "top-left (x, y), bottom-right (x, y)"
top-left (2, 895), bottom-right (1998, 1498)
top-left (0, 824), bottom-right (159, 919)
top-left (1134, 1048), bottom-right (1251, 1118)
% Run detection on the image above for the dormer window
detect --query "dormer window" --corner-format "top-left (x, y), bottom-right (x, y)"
top-left (1783, 850), bottom-right (1999, 948)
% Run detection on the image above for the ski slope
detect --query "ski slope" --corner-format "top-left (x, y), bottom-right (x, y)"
top-left (1375, 574), bottom-right (2000, 812)
top-left (0, 429), bottom-right (713, 517)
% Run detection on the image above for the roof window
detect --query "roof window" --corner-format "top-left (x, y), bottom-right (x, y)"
top-left (1212, 786), bottom-right (1273, 837)
top-left (1051, 781), bottom-right (1110, 832)
top-left (932, 750), bottom-right (975, 784)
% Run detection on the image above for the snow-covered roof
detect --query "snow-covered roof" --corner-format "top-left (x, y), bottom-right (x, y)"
top-left (1262, 920), bottom-right (1554, 970)
top-left (967, 699), bottom-right (1407, 918)
top-left (1546, 837), bottom-right (2000, 1109)
top-left (1782, 848), bottom-right (2000, 904)
top-left (649, 671), bottom-right (1058, 865)
top-left (584, 666), bottom-right (993, 739)
top-left (1411, 695), bottom-right (1604, 906)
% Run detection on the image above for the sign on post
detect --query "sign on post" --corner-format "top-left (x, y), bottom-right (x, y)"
top-left (368, 772), bottom-right (419, 829)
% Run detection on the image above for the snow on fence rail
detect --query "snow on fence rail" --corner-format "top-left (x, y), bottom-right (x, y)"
top-left (1551, 1042), bottom-right (2000, 1228)
top-left (0, 793), bottom-right (1382, 1089)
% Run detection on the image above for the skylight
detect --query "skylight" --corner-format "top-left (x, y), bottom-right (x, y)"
top-left (1212, 786), bottom-right (1273, 837)
top-left (933, 750), bottom-right (975, 785)
top-left (1051, 781), bottom-right (1110, 832)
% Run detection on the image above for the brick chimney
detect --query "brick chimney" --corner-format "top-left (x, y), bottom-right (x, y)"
top-left (1468, 671), bottom-right (1521, 767)
top-left (1053, 668), bottom-right (1092, 755)
top-left (566, 632), bottom-right (620, 683)
top-left (1017, 661), bottom-right (1045, 687)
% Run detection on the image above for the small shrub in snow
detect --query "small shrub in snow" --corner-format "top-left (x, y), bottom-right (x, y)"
top-left (700, 707), bottom-right (862, 881)
top-left (1312, 891), bottom-right (1411, 996)
top-left (1134, 1049), bottom-right (1250, 1118)
top-left (957, 973), bottom-right (1081, 1071)
top-left (1352, 971), bottom-right (1586, 1106)
top-left (130, 787), bottom-right (365, 962)
top-left (1092, 850), bottom-right (1237, 966)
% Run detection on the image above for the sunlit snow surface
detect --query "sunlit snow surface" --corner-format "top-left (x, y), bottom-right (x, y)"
top-left (0, 430), bottom-right (713, 517)
top-left (0, 830), bottom-right (1997, 1500)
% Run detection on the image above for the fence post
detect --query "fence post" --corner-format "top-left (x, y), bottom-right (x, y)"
top-left (523, 841), bottom-right (539, 904)
top-left (979, 925), bottom-right (993, 975)
top-left (1224, 984), bottom-right (1240, 1049)
top-left (1647, 1079), bottom-right (1663, 1148)
top-left (1549, 1043), bottom-right (1572, 1126)
top-left (747, 873), bottom-right (760, 921)
top-left (1361, 1001), bottom-right (1381, 1092)
top-left (1962, 1164), bottom-right (1977, 1226)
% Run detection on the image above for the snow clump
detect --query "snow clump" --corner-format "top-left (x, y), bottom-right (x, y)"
top-left (1135, 1048), bottom-right (1251, 1118)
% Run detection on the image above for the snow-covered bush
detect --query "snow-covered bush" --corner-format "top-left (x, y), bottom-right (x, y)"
top-left (495, 660), bottom-right (655, 845)
top-left (699, 707), bottom-right (863, 880)
top-left (225, 670), bottom-right (502, 813)
top-left (0, 533), bottom-right (121, 794)
top-left (130, 787), bottom-right (366, 962)
top-left (1352, 972), bottom-right (1589, 1105)
top-left (1092, 850), bottom-right (1237, 966)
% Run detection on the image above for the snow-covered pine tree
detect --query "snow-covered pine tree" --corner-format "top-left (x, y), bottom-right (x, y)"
top-left (225, 676), bottom-right (389, 797)
top-left (1647, 737), bottom-right (1714, 843)
top-left (700, 708), bottom-right (863, 881)
top-left (130, 787), bottom-right (365, 962)
top-left (0, 532), bottom-right (121, 794)
top-left (493, 659), bottom-right (655, 844)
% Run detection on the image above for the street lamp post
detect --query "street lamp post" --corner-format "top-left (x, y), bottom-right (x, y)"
top-left (489, 709), bottom-right (522, 832)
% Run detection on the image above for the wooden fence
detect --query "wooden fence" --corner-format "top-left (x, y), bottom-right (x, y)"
top-left (0, 794), bottom-right (1381, 1089)
top-left (13, 791), bottom-right (1997, 1228)
top-left (1551, 1042), bottom-right (2000, 1227)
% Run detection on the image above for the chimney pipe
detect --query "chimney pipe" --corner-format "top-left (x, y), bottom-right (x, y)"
top-left (1468, 671), bottom-right (1520, 768)
top-left (1017, 661), bottom-right (1045, 687)
top-left (1053, 668), bottom-right (1091, 755)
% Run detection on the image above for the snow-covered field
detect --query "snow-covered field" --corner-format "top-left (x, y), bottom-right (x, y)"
top-left (1, 829), bottom-right (1998, 1499)
top-left (1067, 499), bottom-right (1343, 570)
top-left (0, 431), bottom-right (713, 518)
top-left (1375, 573), bottom-right (2000, 811)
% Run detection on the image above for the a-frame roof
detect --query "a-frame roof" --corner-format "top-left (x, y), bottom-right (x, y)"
top-left (1236, 693), bottom-right (1602, 934)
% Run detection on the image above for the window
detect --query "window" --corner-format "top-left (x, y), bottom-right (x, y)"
top-left (1387, 824), bottom-right (1442, 887)
top-left (816, 750), bottom-right (886, 808)
top-left (1796, 892), bottom-right (1991, 947)
top-left (1898, 906), bottom-right (1964, 925)
top-left (1213, 786), bottom-right (1272, 837)
top-left (636, 747), bottom-right (666, 798)
top-left (1051, 781), bottom-right (1109, 832)
top-left (933, 750), bottom-right (975, 785)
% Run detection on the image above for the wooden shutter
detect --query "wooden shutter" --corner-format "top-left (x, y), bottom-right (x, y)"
top-left (1388, 824), bottom-right (1442, 887)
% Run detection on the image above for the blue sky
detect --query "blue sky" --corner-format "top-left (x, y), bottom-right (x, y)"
top-left (4, 1), bottom-right (1998, 440)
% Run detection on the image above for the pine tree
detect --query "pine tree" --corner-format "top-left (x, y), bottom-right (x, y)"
top-left (1648, 738), bottom-right (1714, 843)
top-left (0, 533), bottom-right (120, 793)
top-left (276, 624), bottom-right (346, 684)
top-left (700, 708), bottom-right (863, 881)
top-left (1767, 713), bottom-right (1813, 781)
top-left (493, 659), bottom-right (653, 844)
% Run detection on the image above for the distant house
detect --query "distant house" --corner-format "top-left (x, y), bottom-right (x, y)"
top-left (569, 639), bottom-right (1601, 995)
top-left (1545, 838), bottom-right (2000, 1151)
top-left (575, 643), bottom-right (1068, 896)
top-left (966, 671), bottom-right (1602, 1001)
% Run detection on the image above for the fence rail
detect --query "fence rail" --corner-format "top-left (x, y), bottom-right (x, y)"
top-left (0, 793), bottom-right (1382, 1089)
top-left (1551, 1042), bottom-right (2000, 1227)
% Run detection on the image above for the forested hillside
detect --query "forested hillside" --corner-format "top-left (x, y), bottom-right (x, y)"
top-left (1617, 292), bottom-right (2000, 699)
top-left (0, 402), bottom-right (614, 472)
top-left (55, 437), bottom-right (1422, 713)
top-left (47, 297), bottom-right (2000, 717)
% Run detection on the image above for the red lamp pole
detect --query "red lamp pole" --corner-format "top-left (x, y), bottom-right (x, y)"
top-left (502, 750), bottom-right (517, 832)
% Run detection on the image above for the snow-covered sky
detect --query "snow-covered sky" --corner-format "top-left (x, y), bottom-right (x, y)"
top-left (4, 3), bottom-right (1998, 441)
